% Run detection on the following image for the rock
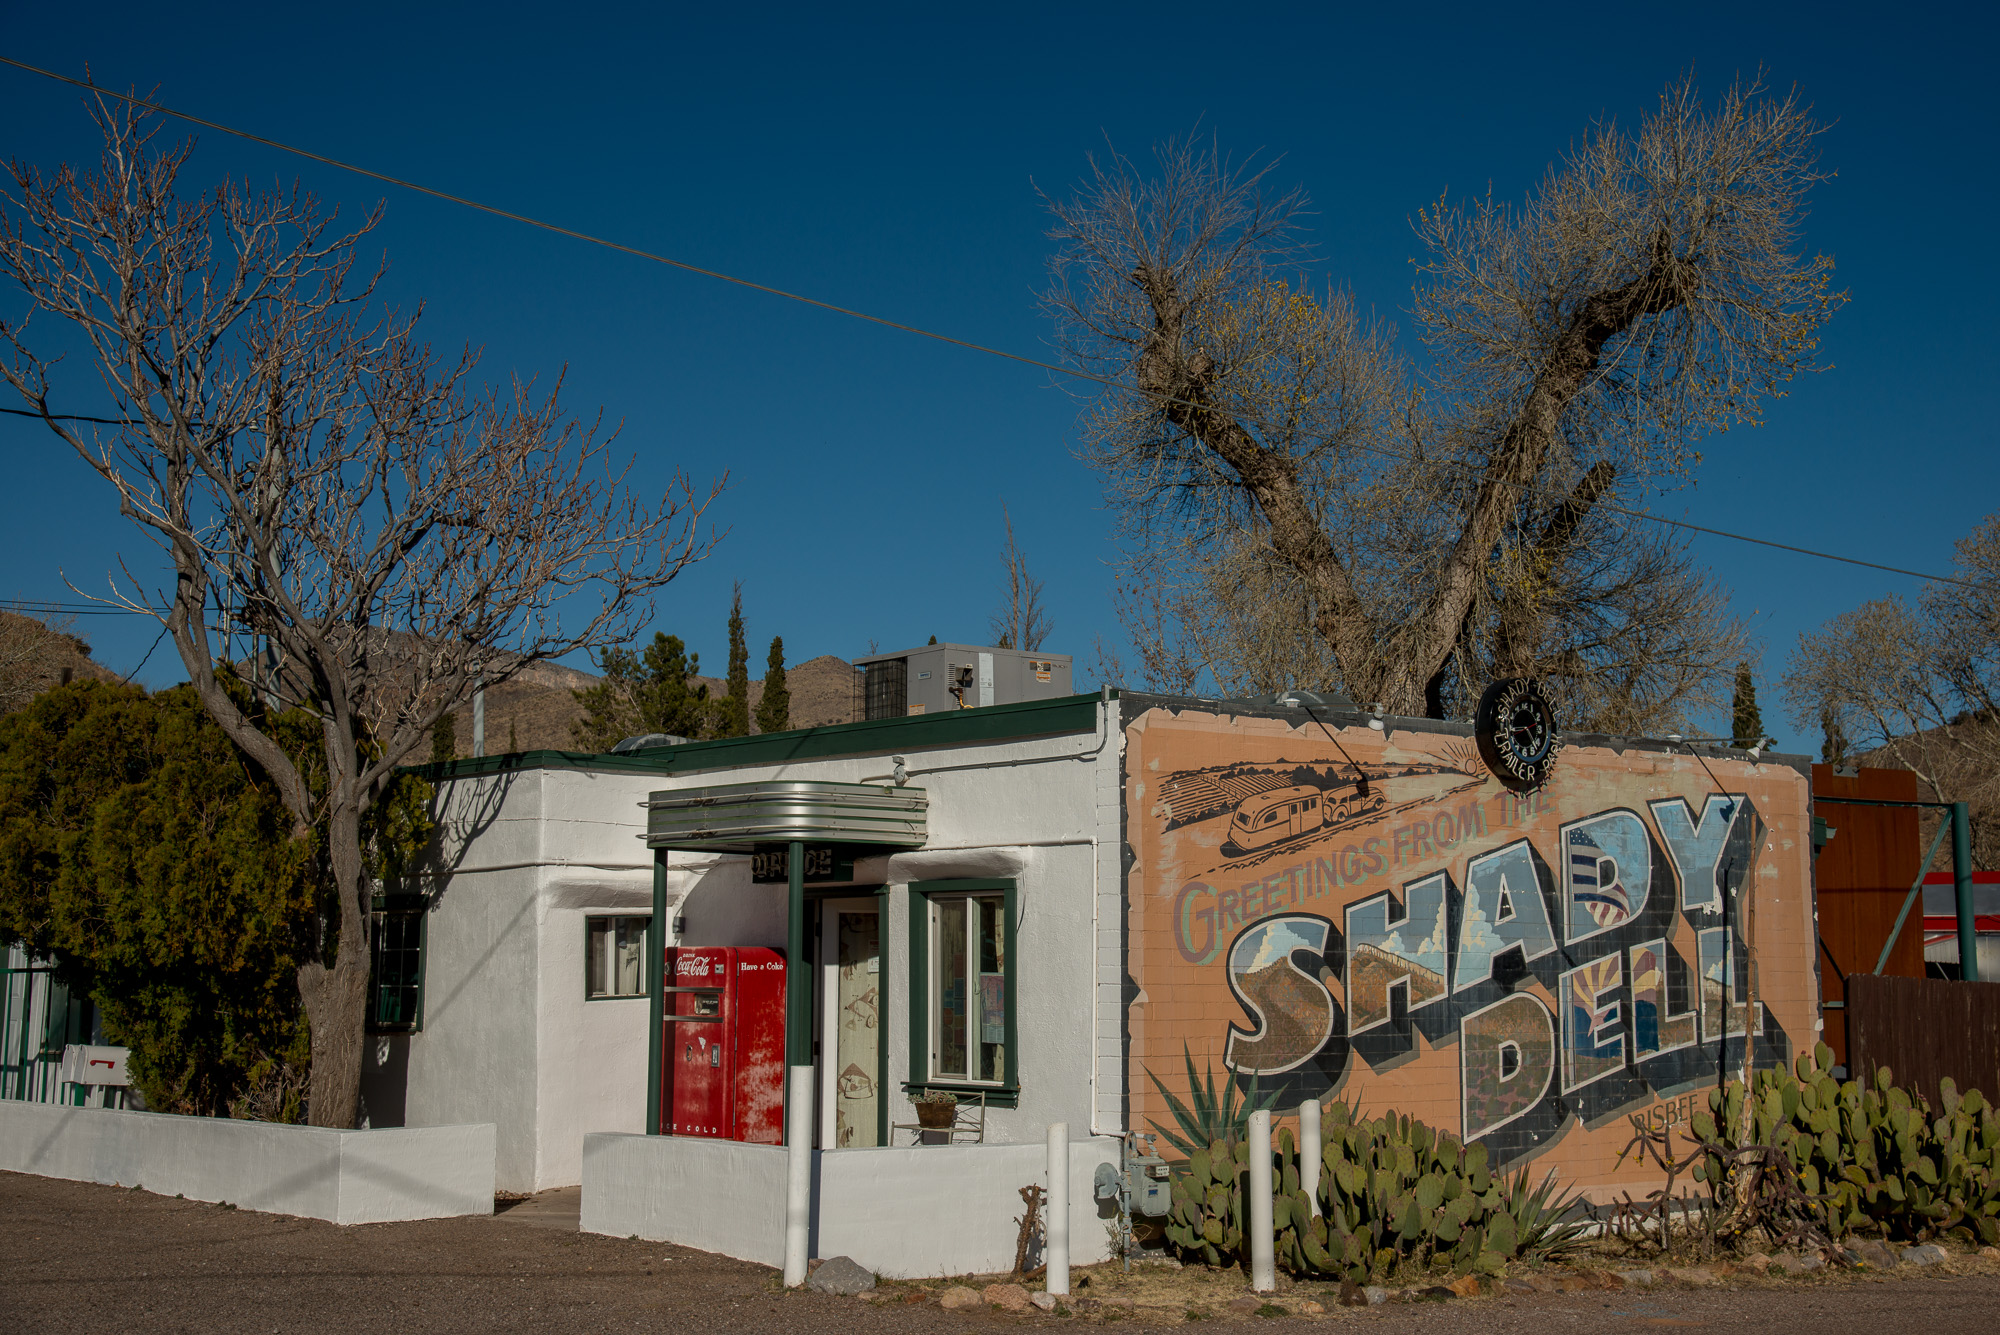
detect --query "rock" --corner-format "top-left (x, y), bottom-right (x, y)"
top-left (1299, 1299), bottom-right (1326, 1315)
top-left (1903, 1244), bottom-right (1949, 1267)
top-left (1448, 1274), bottom-right (1484, 1296)
top-left (1030, 1292), bottom-right (1059, 1312)
top-left (984, 1283), bottom-right (1031, 1311)
top-left (1740, 1253), bottom-right (1773, 1274)
top-left (1773, 1253), bottom-right (1825, 1275)
top-left (806, 1256), bottom-right (876, 1296)
top-left (1615, 1269), bottom-right (1655, 1287)
top-left (1362, 1286), bottom-right (1391, 1306)
top-left (1850, 1240), bottom-right (1900, 1270)
top-left (1228, 1296), bottom-right (1261, 1313)
top-left (938, 1285), bottom-right (984, 1310)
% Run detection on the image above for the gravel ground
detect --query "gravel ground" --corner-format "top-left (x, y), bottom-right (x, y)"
top-left (4, 1171), bottom-right (1998, 1335)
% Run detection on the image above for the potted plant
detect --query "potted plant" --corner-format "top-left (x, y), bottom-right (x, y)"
top-left (913, 1091), bottom-right (958, 1130)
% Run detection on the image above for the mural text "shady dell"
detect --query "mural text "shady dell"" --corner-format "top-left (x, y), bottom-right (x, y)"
top-left (1167, 791), bottom-right (1775, 1152)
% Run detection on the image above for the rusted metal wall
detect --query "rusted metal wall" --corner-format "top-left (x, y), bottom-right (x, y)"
top-left (1812, 765), bottom-right (1923, 1071)
top-left (1846, 972), bottom-right (2000, 1106)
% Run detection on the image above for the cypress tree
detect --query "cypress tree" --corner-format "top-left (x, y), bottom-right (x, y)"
top-left (718, 584), bottom-right (750, 738)
top-left (757, 636), bottom-right (790, 734)
top-left (1730, 662), bottom-right (1765, 750)
top-left (431, 711), bottom-right (457, 762)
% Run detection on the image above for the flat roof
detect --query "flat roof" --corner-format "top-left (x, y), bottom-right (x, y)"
top-left (403, 690), bottom-right (1107, 783)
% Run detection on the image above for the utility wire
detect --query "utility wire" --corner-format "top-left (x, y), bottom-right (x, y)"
top-left (0, 55), bottom-right (1987, 594)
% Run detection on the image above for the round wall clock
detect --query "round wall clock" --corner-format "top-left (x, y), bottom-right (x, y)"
top-left (1475, 677), bottom-right (1560, 790)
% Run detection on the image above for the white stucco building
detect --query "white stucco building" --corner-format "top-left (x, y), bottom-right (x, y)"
top-left (360, 691), bottom-right (1123, 1195)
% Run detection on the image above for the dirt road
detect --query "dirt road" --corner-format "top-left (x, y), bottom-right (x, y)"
top-left (3, 1172), bottom-right (1995, 1334)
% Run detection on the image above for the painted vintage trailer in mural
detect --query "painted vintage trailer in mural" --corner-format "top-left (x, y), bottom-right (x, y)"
top-left (1122, 702), bottom-right (1818, 1200)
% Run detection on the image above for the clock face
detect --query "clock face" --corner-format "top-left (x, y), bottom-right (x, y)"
top-left (1475, 678), bottom-right (1560, 790)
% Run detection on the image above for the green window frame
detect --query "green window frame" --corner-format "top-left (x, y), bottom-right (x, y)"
top-left (905, 878), bottom-right (1018, 1108)
top-left (585, 914), bottom-right (652, 1000)
top-left (368, 894), bottom-right (428, 1033)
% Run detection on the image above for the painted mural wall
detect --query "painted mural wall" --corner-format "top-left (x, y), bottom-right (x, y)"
top-left (1123, 704), bottom-right (1818, 1197)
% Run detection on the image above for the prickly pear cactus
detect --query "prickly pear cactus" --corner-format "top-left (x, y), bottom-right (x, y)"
top-left (1689, 1042), bottom-right (1999, 1245)
top-left (1164, 1097), bottom-right (1556, 1283)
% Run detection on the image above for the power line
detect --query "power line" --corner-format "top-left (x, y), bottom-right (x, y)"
top-left (0, 55), bottom-right (1986, 594)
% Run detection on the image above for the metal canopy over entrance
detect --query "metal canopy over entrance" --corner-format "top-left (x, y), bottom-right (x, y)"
top-left (642, 779), bottom-right (928, 853)
top-left (641, 778), bottom-right (928, 1287)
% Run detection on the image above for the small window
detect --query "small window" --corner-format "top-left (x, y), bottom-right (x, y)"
top-left (586, 915), bottom-right (650, 999)
top-left (928, 891), bottom-right (1008, 1085)
top-left (369, 898), bottom-right (427, 1032)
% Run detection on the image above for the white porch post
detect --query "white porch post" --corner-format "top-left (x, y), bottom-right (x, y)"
top-left (1045, 1122), bottom-right (1070, 1295)
top-left (1247, 1109), bottom-right (1274, 1293)
top-left (1298, 1099), bottom-right (1321, 1216)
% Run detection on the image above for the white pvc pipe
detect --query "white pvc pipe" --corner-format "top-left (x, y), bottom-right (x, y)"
top-left (784, 1064), bottom-right (813, 1286)
top-left (1045, 1122), bottom-right (1070, 1295)
top-left (1248, 1109), bottom-right (1274, 1293)
top-left (1299, 1099), bottom-right (1321, 1217)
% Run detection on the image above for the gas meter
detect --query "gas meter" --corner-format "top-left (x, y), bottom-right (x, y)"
top-left (1127, 1151), bottom-right (1170, 1217)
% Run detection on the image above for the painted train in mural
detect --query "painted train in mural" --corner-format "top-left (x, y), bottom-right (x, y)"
top-left (1128, 711), bottom-right (1813, 1176)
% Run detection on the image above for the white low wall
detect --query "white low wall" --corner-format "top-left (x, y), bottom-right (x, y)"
top-left (582, 1133), bottom-right (789, 1265)
top-left (0, 1102), bottom-right (495, 1225)
top-left (582, 1132), bottom-right (1120, 1278)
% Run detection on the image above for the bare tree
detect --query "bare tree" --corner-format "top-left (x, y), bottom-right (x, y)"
top-left (0, 98), bottom-right (720, 1126)
top-left (990, 505), bottom-right (1052, 651)
top-left (1783, 513), bottom-right (2000, 863)
top-left (1045, 75), bottom-right (1834, 721)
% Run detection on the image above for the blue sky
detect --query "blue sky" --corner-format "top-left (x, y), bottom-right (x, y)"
top-left (3, 3), bottom-right (1994, 753)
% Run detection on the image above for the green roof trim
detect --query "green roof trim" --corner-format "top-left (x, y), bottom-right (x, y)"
top-left (403, 690), bottom-right (1111, 783)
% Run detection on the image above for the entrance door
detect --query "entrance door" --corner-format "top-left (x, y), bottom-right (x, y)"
top-left (818, 898), bottom-right (882, 1148)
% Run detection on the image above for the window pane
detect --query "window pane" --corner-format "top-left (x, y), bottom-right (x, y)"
top-left (586, 919), bottom-right (607, 997)
top-left (586, 916), bottom-right (650, 998)
top-left (935, 898), bottom-right (968, 1078)
top-left (371, 911), bottom-right (422, 1027)
top-left (977, 896), bottom-right (1005, 1082)
top-left (614, 919), bottom-right (645, 996)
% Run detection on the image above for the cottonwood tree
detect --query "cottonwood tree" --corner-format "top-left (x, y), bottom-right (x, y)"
top-left (1784, 513), bottom-right (2000, 863)
top-left (991, 505), bottom-right (1052, 652)
top-left (1045, 75), bottom-right (1831, 724)
top-left (0, 98), bottom-right (719, 1126)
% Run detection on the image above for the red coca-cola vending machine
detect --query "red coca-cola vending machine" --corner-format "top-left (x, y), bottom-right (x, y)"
top-left (661, 946), bottom-right (786, 1142)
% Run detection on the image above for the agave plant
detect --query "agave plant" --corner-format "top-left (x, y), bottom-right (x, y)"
top-left (1146, 1044), bottom-right (1283, 1157)
top-left (1499, 1165), bottom-right (1591, 1261)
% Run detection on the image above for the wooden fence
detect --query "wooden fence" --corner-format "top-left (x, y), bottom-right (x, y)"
top-left (1845, 972), bottom-right (2000, 1106)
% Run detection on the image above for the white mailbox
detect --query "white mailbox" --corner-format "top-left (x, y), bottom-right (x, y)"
top-left (58, 1044), bottom-right (129, 1087)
